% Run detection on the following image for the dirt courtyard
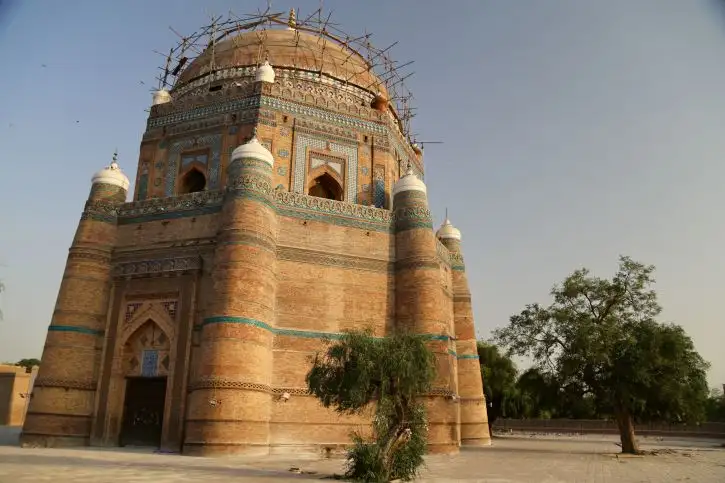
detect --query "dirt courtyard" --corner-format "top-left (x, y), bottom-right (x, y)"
top-left (0, 427), bottom-right (723, 482)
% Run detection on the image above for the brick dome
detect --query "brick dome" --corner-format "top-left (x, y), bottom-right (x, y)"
top-left (175, 29), bottom-right (388, 98)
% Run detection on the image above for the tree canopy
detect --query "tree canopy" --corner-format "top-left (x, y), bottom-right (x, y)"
top-left (477, 342), bottom-right (518, 430)
top-left (306, 329), bottom-right (435, 482)
top-left (15, 358), bottom-right (40, 372)
top-left (493, 256), bottom-right (710, 454)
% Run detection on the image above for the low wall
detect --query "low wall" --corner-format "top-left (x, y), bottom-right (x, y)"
top-left (493, 418), bottom-right (725, 439)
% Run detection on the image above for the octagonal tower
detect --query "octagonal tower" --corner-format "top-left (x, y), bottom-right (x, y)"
top-left (22, 8), bottom-right (489, 455)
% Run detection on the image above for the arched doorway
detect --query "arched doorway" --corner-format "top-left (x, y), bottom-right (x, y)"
top-left (119, 318), bottom-right (171, 448)
top-left (180, 168), bottom-right (206, 194)
top-left (308, 173), bottom-right (343, 201)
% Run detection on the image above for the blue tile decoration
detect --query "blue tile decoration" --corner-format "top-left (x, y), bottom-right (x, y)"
top-left (48, 325), bottom-right (103, 336)
top-left (154, 160), bottom-right (164, 170)
top-left (141, 349), bottom-right (159, 377)
top-left (165, 134), bottom-right (222, 196)
top-left (202, 315), bottom-right (452, 344)
top-left (277, 166), bottom-right (288, 176)
top-left (373, 165), bottom-right (385, 208)
top-left (181, 153), bottom-right (208, 167)
top-left (228, 125), bottom-right (238, 134)
top-left (293, 133), bottom-right (360, 201)
top-left (277, 148), bottom-right (290, 158)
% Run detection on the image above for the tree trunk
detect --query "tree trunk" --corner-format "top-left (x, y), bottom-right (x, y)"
top-left (615, 408), bottom-right (639, 454)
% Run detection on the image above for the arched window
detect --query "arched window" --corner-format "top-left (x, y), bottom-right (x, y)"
top-left (308, 173), bottom-right (342, 201)
top-left (180, 169), bottom-right (206, 194)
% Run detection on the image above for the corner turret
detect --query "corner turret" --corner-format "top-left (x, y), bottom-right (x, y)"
top-left (393, 169), bottom-right (459, 454)
top-left (435, 216), bottom-right (491, 446)
top-left (21, 152), bottom-right (128, 448)
top-left (185, 131), bottom-right (279, 455)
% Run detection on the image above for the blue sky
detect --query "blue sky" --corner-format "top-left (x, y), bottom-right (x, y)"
top-left (1, 0), bottom-right (724, 387)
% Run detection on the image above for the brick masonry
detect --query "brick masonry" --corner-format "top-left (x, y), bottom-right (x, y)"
top-left (21, 29), bottom-right (489, 455)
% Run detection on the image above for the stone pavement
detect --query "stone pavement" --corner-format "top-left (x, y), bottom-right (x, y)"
top-left (0, 427), bottom-right (723, 482)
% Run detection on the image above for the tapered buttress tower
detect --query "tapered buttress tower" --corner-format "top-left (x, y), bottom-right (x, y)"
top-left (21, 8), bottom-right (490, 454)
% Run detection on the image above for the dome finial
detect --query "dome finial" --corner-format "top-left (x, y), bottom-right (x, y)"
top-left (288, 8), bottom-right (297, 29)
top-left (110, 149), bottom-right (119, 169)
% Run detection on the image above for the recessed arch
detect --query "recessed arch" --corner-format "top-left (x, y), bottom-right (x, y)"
top-left (180, 168), bottom-right (206, 194)
top-left (308, 172), bottom-right (343, 201)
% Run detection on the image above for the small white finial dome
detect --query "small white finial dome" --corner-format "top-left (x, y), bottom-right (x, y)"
top-left (152, 89), bottom-right (171, 106)
top-left (92, 152), bottom-right (130, 190)
top-left (231, 133), bottom-right (274, 166)
top-left (255, 61), bottom-right (275, 83)
top-left (392, 166), bottom-right (427, 196)
top-left (437, 218), bottom-right (462, 241)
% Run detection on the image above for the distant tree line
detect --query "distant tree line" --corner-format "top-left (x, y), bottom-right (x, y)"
top-left (479, 342), bottom-right (725, 424)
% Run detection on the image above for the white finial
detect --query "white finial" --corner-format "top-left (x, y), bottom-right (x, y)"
top-left (91, 149), bottom-right (130, 190)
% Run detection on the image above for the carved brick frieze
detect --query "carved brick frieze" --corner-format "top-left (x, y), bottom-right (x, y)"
top-left (118, 190), bottom-right (224, 220)
top-left (80, 200), bottom-right (120, 223)
top-left (274, 190), bottom-right (393, 232)
top-left (113, 256), bottom-right (203, 278)
top-left (277, 246), bottom-right (392, 272)
top-left (436, 240), bottom-right (452, 266)
top-left (295, 118), bottom-right (359, 142)
top-left (33, 378), bottom-right (97, 391)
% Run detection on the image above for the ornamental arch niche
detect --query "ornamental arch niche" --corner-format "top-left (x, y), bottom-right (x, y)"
top-left (102, 301), bottom-right (178, 449)
top-left (308, 172), bottom-right (343, 201)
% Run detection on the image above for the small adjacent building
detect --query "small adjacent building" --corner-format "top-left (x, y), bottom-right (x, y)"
top-left (0, 365), bottom-right (37, 426)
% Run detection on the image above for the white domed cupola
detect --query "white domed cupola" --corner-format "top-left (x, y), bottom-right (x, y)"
top-left (436, 217), bottom-right (462, 241)
top-left (255, 60), bottom-right (276, 83)
top-left (151, 89), bottom-right (171, 106)
top-left (231, 131), bottom-right (274, 166)
top-left (392, 166), bottom-right (427, 196)
top-left (91, 152), bottom-right (130, 190)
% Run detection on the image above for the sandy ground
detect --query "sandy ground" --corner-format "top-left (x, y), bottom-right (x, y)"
top-left (1, 426), bottom-right (723, 482)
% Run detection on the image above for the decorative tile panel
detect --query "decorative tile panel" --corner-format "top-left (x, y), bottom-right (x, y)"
top-left (141, 350), bottom-right (159, 377)
top-left (293, 134), bottom-right (361, 201)
top-left (373, 165), bottom-right (386, 208)
top-left (277, 148), bottom-right (290, 158)
top-left (165, 134), bottom-right (222, 195)
top-left (276, 166), bottom-right (288, 176)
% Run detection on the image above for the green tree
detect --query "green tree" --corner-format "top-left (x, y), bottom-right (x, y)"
top-left (515, 367), bottom-right (560, 419)
top-left (15, 358), bottom-right (40, 373)
top-left (477, 342), bottom-right (518, 430)
top-left (493, 256), bottom-right (710, 454)
top-left (705, 388), bottom-right (725, 422)
top-left (306, 330), bottom-right (435, 482)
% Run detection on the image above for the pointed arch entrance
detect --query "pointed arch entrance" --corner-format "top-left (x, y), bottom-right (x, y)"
top-left (119, 317), bottom-right (171, 447)
top-left (308, 172), bottom-right (343, 201)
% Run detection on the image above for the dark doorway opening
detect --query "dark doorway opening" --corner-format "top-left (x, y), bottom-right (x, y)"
top-left (180, 169), bottom-right (206, 194)
top-left (120, 377), bottom-right (167, 447)
top-left (308, 173), bottom-right (343, 201)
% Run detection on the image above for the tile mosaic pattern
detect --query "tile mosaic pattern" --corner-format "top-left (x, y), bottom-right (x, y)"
top-left (373, 165), bottom-right (385, 208)
top-left (293, 134), bottom-right (358, 202)
top-left (141, 349), bottom-right (159, 377)
top-left (165, 134), bottom-right (222, 196)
